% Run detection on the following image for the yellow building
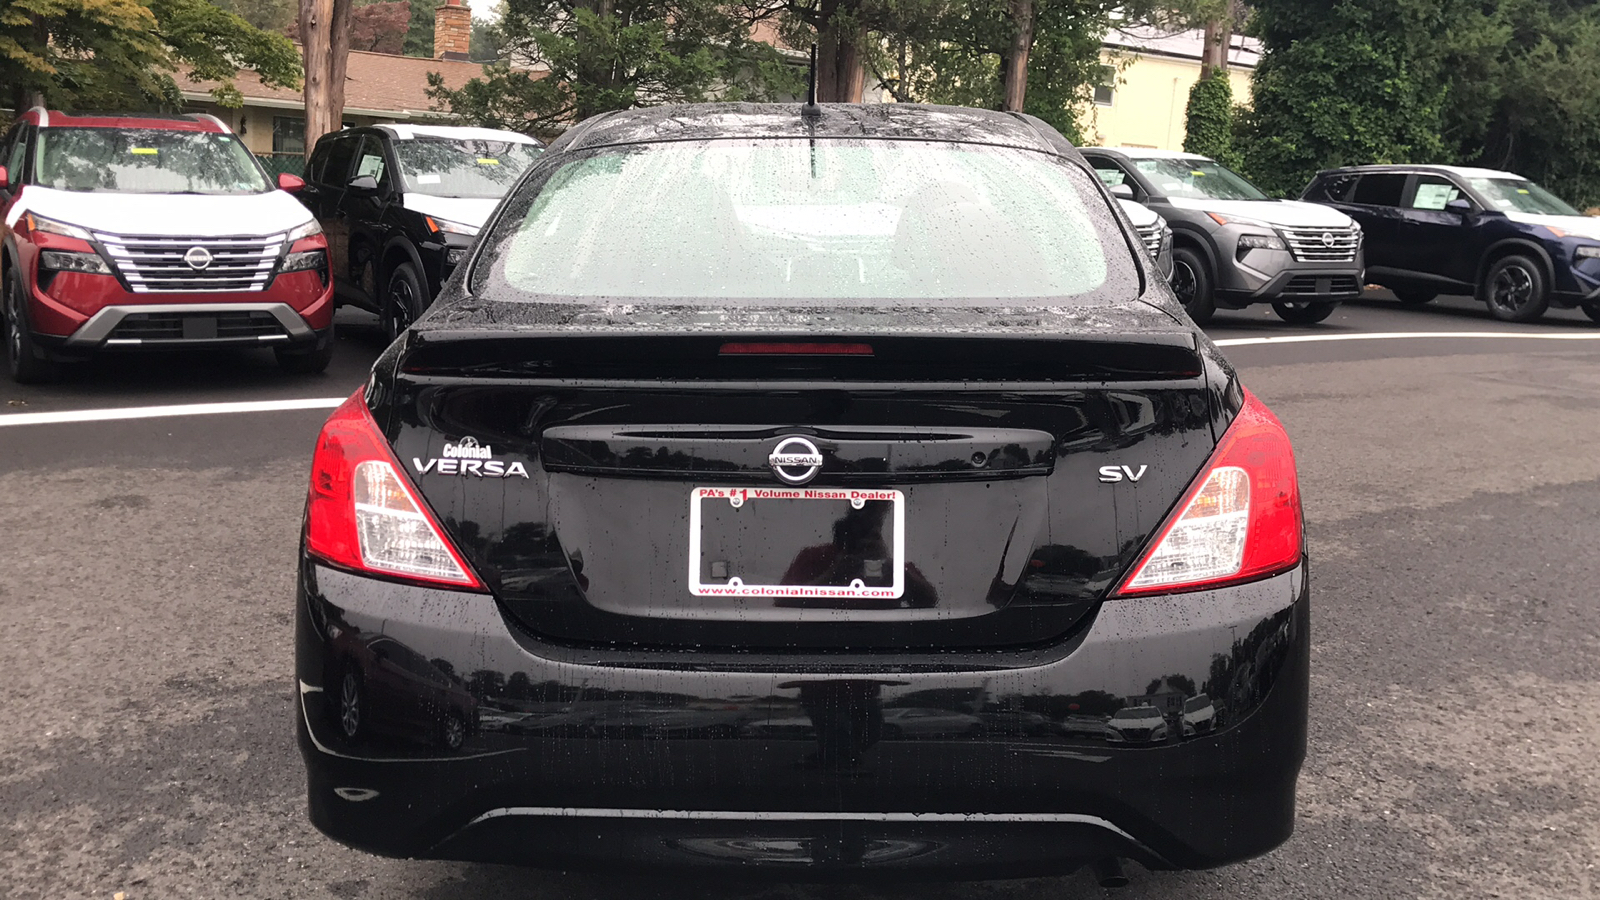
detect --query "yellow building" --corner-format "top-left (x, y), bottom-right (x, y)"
top-left (1078, 26), bottom-right (1258, 152)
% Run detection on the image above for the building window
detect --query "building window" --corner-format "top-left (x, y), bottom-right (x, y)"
top-left (1094, 66), bottom-right (1116, 106)
top-left (272, 116), bottom-right (305, 155)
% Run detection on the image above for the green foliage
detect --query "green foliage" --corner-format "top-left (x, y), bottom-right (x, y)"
top-left (428, 0), bottom-right (802, 132)
top-left (209, 0), bottom-right (297, 32)
top-left (403, 0), bottom-right (435, 57)
top-left (1242, 0), bottom-right (1448, 196)
top-left (1182, 72), bottom-right (1234, 165)
top-left (1434, 0), bottom-right (1600, 207)
top-left (868, 0), bottom-right (1152, 140)
top-left (0, 0), bottom-right (300, 112)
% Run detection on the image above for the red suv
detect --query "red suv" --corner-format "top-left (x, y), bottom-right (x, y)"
top-left (0, 109), bottom-right (334, 383)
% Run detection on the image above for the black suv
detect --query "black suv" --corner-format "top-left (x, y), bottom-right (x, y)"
top-left (298, 124), bottom-right (542, 339)
top-left (1302, 164), bottom-right (1600, 322)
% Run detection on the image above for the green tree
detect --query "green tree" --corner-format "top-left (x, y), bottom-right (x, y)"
top-left (1182, 71), bottom-right (1234, 164)
top-left (427, 0), bottom-right (801, 133)
top-left (403, 0), bottom-right (435, 56)
top-left (1, 0), bottom-right (301, 113)
top-left (1242, 0), bottom-right (1447, 196)
top-left (1436, 0), bottom-right (1600, 206)
top-left (211, 0), bottom-right (298, 32)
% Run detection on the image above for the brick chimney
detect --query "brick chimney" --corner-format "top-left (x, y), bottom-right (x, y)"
top-left (434, 0), bottom-right (471, 61)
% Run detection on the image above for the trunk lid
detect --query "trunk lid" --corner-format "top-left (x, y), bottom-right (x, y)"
top-left (380, 303), bottom-right (1221, 652)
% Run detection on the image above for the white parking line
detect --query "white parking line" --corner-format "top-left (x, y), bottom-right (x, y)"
top-left (1214, 330), bottom-right (1600, 347)
top-left (0, 397), bottom-right (344, 428)
top-left (1, 330), bottom-right (1596, 428)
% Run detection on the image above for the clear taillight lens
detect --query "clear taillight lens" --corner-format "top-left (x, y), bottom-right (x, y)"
top-left (306, 391), bottom-right (483, 590)
top-left (1116, 390), bottom-right (1302, 596)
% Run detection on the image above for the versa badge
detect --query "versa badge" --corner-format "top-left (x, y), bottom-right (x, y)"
top-left (414, 437), bottom-right (529, 478)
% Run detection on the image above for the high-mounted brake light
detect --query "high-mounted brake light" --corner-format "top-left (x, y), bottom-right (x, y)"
top-left (719, 342), bottom-right (874, 356)
top-left (305, 391), bottom-right (484, 590)
top-left (1115, 389), bottom-right (1302, 596)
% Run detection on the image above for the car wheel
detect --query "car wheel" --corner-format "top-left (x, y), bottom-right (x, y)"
top-left (1170, 247), bottom-right (1216, 325)
top-left (1482, 255), bottom-right (1549, 322)
top-left (382, 261), bottom-right (426, 343)
top-left (337, 671), bottom-right (364, 741)
top-left (1271, 300), bottom-right (1338, 324)
top-left (5, 266), bottom-right (61, 384)
top-left (275, 323), bottom-right (335, 375)
top-left (439, 712), bottom-right (467, 751)
top-left (1582, 303), bottom-right (1600, 324)
top-left (1393, 288), bottom-right (1437, 306)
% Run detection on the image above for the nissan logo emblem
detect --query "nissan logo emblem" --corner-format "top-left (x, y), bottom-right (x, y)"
top-left (768, 436), bottom-right (824, 485)
top-left (184, 246), bottom-right (213, 270)
top-left (1320, 231), bottom-right (1335, 248)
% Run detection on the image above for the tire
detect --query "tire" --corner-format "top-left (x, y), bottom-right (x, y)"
top-left (4, 266), bottom-right (61, 384)
top-left (439, 712), bottom-right (467, 751)
top-left (275, 323), bottom-right (334, 375)
top-left (1170, 247), bottom-right (1216, 325)
top-left (1482, 254), bottom-right (1549, 322)
top-left (1393, 288), bottom-right (1437, 306)
top-left (382, 261), bottom-right (426, 344)
top-left (1583, 304), bottom-right (1600, 324)
top-left (336, 670), bottom-right (364, 742)
top-left (1272, 300), bottom-right (1338, 324)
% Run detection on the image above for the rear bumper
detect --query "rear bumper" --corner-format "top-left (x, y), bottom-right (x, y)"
top-left (296, 560), bottom-right (1309, 877)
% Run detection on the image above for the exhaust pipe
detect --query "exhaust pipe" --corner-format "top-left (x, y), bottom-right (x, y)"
top-left (1092, 856), bottom-right (1129, 889)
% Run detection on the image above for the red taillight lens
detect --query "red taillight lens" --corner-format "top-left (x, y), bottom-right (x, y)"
top-left (305, 390), bottom-right (484, 591)
top-left (1115, 389), bottom-right (1302, 596)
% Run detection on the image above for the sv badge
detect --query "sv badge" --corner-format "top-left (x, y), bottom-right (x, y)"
top-left (1098, 465), bottom-right (1148, 484)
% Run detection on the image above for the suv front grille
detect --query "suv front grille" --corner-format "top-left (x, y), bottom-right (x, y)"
top-left (1281, 227), bottom-right (1360, 263)
top-left (107, 310), bottom-right (289, 342)
top-left (95, 232), bottom-right (286, 294)
top-left (1135, 223), bottom-right (1163, 258)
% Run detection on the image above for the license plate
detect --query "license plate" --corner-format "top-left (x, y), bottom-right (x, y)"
top-left (688, 487), bottom-right (905, 600)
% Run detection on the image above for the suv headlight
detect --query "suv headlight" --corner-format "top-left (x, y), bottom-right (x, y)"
top-left (1207, 211), bottom-right (1274, 229)
top-left (40, 249), bottom-right (111, 274)
top-left (281, 248), bottom-right (327, 273)
top-left (426, 216), bottom-right (480, 237)
top-left (26, 213), bottom-right (95, 241)
top-left (1237, 233), bottom-right (1287, 251)
top-left (1574, 245), bottom-right (1600, 260)
top-left (286, 219), bottom-right (323, 243)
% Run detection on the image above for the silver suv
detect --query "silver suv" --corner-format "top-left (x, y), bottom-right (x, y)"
top-left (1083, 148), bottom-right (1364, 324)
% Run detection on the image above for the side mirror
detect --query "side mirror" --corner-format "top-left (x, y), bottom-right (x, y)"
top-left (277, 172), bottom-right (305, 192)
top-left (0, 166), bottom-right (9, 191)
top-left (1445, 198), bottom-right (1473, 214)
top-left (1110, 183), bottom-right (1134, 200)
top-left (347, 174), bottom-right (380, 194)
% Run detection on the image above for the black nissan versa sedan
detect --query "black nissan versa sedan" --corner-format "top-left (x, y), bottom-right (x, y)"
top-left (295, 102), bottom-right (1309, 882)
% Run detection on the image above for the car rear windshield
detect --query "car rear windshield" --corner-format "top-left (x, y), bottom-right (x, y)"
top-left (35, 127), bottom-right (270, 194)
top-left (394, 138), bottom-right (542, 198)
top-left (1132, 157), bottom-right (1269, 201)
top-left (471, 139), bottom-right (1136, 304)
top-left (1469, 177), bottom-right (1581, 216)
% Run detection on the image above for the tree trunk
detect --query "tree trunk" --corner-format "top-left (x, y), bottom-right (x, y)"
top-left (1000, 0), bottom-right (1035, 112)
top-left (814, 0), bottom-right (866, 103)
top-left (1199, 12), bottom-right (1236, 81)
top-left (300, 0), bottom-right (353, 158)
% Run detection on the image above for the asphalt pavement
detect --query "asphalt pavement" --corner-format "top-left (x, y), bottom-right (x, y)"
top-left (3, 293), bottom-right (1598, 899)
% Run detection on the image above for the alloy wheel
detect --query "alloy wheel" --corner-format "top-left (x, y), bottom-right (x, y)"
top-left (385, 272), bottom-right (416, 342)
top-left (1489, 264), bottom-right (1534, 315)
top-left (5, 284), bottom-right (21, 366)
top-left (1171, 260), bottom-right (1197, 306)
top-left (442, 715), bottom-right (466, 750)
top-left (339, 673), bottom-right (361, 738)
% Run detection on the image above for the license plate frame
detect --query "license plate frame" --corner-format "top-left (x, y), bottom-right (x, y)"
top-left (687, 486), bottom-right (905, 600)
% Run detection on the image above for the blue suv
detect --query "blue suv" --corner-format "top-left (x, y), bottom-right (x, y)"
top-left (1302, 164), bottom-right (1600, 322)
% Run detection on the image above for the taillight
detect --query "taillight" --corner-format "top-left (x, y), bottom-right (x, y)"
top-left (305, 390), bottom-right (484, 590)
top-left (1115, 389), bottom-right (1302, 596)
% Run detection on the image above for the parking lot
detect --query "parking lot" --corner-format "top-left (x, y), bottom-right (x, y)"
top-left (3, 293), bottom-right (1599, 900)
